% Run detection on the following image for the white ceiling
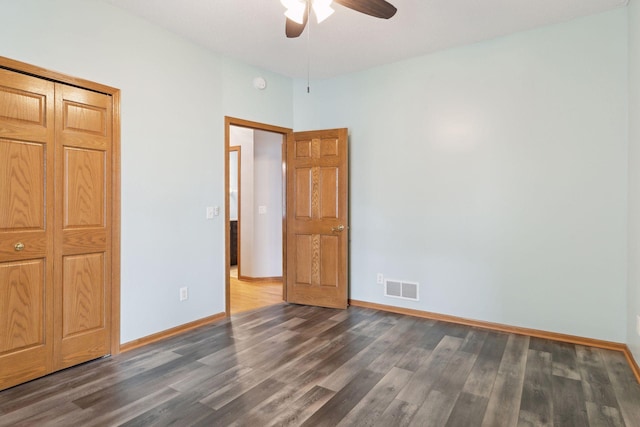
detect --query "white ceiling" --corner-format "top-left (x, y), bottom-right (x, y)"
top-left (104, 0), bottom-right (628, 79)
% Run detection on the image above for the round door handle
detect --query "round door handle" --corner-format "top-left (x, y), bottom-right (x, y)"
top-left (331, 225), bottom-right (345, 232)
top-left (14, 242), bottom-right (25, 251)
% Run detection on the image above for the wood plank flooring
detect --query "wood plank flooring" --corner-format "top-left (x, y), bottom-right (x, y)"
top-left (1, 304), bottom-right (639, 426)
top-left (229, 275), bottom-right (282, 314)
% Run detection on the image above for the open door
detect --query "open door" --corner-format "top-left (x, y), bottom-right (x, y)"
top-left (285, 128), bottom-right (349, 309)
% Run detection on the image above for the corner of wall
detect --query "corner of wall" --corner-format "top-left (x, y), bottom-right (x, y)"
top-left (628, 0), bottom-right (640, 362)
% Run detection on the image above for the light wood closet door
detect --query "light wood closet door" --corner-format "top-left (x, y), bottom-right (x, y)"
top-left (0, 69), bottom-right (56, 389)
top-left (0, 69), bottom-right (113, 390)
top-left (54, 83), bottom-right (112, 369)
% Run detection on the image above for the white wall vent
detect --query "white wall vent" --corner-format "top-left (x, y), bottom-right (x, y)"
top-left (384, 279), bottom-right (419, 301)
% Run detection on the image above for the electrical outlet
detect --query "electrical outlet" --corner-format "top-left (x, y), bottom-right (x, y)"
top-left (376, 273), bottom-right (384, 285)
top-left (180, 287), bottom-right (188, 301)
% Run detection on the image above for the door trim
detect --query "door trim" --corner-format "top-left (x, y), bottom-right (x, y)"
top-left (224, 117), bottom-right (292, 315)
top-left (0, 56), bottom-right (122, 355)
top-left (229, 145), bottom-right (241, 275)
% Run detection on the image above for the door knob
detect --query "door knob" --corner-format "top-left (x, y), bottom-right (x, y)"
top-left (331, 225), bottom-right (345, 232)
top-left (14, 242), bottom-right (25, 251)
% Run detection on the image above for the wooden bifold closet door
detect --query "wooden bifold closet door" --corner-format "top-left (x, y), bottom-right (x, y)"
top-left (0, 67), bottom-right (113, 390)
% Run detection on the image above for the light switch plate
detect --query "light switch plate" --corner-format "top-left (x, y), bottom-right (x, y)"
top-left (206, 207), bottom-right (214, 219)
top-left (258, 205), bottom-right (267, 215)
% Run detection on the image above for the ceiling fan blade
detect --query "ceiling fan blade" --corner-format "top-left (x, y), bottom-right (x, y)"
top-left (285, 1), bottom-right (309, 38)
top-left (334, 0), bottom-right (397, 19)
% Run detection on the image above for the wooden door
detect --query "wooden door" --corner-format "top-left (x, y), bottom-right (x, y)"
top-left (0, 67), bottom-right (114, 391)
top-left (0, 69), bottom-right (56, 389)
top-left (54, 83), bottom-right (112, 369)
top-left (285, 128), bottom-right (349, 309)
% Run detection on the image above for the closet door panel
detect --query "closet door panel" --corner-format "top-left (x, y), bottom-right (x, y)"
top-left (63, 147), bottom-right (105, 228)
top-left (0, 260), bottom-right (45, 352)
top-left (0, 140), bottom-right (45, 229)
top-left (0, 69), bottom-right (55, 391)
top-left (0, 76), bottom-right (50, 141)
top-left (62, 253), bottom-right (105, 337)
top-left (54, 83), bottom-right (112, 369)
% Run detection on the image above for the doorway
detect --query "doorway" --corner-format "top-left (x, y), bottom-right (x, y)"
top-left (225, 117), bottom-right (292, 315)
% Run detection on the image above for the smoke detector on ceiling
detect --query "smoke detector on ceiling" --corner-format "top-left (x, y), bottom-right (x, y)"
top-left (253, 77), bottom-right (267, 90)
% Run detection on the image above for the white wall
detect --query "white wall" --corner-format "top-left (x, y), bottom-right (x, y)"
top-left (2, 0), bottom-right (635, 348)
top-left (231, 127), bottom-right (283, 278)
top-left (628, 0), bottom-right (640, 361)
top-left (0, 0), bottom-right (293, 343)
top-left (253, 130), bottom-right (284, 277)
top-left (294, 10), bottom-right (629, 342)
top-left (231, 126), bottom-right (255, 275)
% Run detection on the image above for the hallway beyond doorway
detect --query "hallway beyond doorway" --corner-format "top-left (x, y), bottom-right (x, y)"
top-left (229, 268), bottom-right (282, 314)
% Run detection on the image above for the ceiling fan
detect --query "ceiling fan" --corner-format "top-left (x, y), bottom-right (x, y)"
top-left (281, 0), bottom-right (397, 38)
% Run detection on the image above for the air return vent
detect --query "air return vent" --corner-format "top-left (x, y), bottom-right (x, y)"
top-left (384, 279), bottom-right (419, 301)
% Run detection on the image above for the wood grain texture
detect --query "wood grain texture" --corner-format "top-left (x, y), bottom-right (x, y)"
top-left (296, 167), bottom-right (313, 219)
top-left (295, 234), bottom-right (313, 285)
top-left (287, 129), bottom-right (349, 309)
top-left (2, 304), bottom-right (639, 426)
top-left (311, 166), bottom-right (320, 219)
top-left (0, 259), bottom-right (45, 353)
top-left (0, 67), bottom-right (53, 143)
top-left (62, 253), bottom-right (105, 337)
top-left (0, 140), bottom-right (44, 230)
top-left (107, 87), bottom-right (121, 357)
top-left (0, 59), bottom-right (121, 389)
top-left (63, 147), bottom-right (105, 227)
top-left (0, 86), bottom-right (45, 124)
top-left (482, 334), bottom-right (531, 426)
top-left (319, 167), bottom-right (338, 219)
top-left (0, 56), bottom-right (119, 95)
top-left (0, 68), bottom-right (55, 391)
top-left (119, 313), bottom-right (226, 352)
top-left (518, 349), bottom-right (553, 426)
top-left (1, 57), bottom-right (121, 363)
top-left (350, 299), bottom-right (637, 362)
top-left (229, 276), bottom-right (282, 315)
top-left (54, 83), bottom-right (113, 370)
top-left (63, 101), bottom-right (106, 136)
top-left (320, 235), bottom-right (338, 287)
top-left (235, 275), bottom-right (283, 282)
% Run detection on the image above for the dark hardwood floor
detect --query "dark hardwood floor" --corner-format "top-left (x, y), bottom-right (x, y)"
top-left (1, 304), bottom-right (639, 426)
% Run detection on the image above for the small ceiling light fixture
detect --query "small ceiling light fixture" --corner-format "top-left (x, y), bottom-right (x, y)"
top-left (281, 0), bottom-right (334, 24)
